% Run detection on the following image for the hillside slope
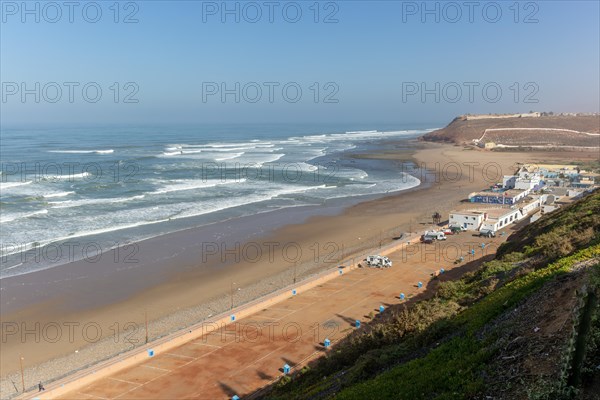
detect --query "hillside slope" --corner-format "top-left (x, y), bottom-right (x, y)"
top-left (421, 115), bottom-right (600, 147)
top-left (260, 191), bottom-right (600, 400)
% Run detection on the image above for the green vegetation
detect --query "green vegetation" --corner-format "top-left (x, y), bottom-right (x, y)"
top-left (263, 191), bottom-right (600, 400)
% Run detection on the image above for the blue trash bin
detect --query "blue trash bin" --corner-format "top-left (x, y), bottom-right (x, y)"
top-left (417, 281), bottom-right (423, 288)
top-left (231, 315), bottom-right (235, 321)
top-left (283, 364), bottom-right (291, 374)
top-left (355, 320), bottom-right (361, 328)
top-left (147, 349), bottom-right (154, 357)
top-left (324, 338), bottom-right (331, 348)
top-left (400, 293), bottom-right (405, 300)
top-left (379, 305), bottom-right (385, 312)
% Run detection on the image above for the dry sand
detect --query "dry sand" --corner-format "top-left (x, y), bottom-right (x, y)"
top-left (1, 142), bottom-right (596, 397)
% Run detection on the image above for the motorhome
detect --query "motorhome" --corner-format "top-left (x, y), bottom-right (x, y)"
top-left (365, 255), bottom-right (392, 268)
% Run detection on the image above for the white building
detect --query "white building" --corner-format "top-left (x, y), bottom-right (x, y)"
top-left (502, 175), bottom-right (516, 189)
top-left (449, 210), bottom-right (486, 231)
top-left (542, 204), bottom-right (560, 214)
top-left (519, 196), bottom-right (542, 215)
top-left (515, 167), bottom-right (542, 192)
top-left (480, 208), bottom-right (522, 232)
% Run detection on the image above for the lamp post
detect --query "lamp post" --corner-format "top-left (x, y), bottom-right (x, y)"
top-left (145, 310), bottom-right (149, 344)
top-left (19, 356), bottom-right (25, 393)
top-left (293, 263), bottom-right (297, 284)
top-left (230, 282), bottom-right (240, 310)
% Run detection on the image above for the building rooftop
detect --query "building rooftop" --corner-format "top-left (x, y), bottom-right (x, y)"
top-left (484, 208), bottom-right (519, 219)
top-left (450, 210), bottom-right (486, 217)
top-left (469, 189), bottom-right (525, 198)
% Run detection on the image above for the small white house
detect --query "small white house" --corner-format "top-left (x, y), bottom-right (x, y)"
top-left (514, 168), bottom-right (542, 192)
top-left (519, 197), bottom-right (542, 215)
top-left (449, 211), bottom-right (486, 231)
top-left (502, 175), bottom-right (516, 189)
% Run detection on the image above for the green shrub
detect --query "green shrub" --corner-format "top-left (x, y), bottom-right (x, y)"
top-left (436, 280), bottom-right (469, 301)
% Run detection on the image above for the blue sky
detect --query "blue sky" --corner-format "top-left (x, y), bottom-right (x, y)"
top-left (1, 0), bottom-right (599, 125)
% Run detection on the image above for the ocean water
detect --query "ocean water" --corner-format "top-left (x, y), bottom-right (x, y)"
top-left (0, 124), bottom-right (431, 278)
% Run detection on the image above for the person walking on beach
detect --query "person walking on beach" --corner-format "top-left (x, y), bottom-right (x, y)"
top-left (38, 382), bottom-right (45, 391)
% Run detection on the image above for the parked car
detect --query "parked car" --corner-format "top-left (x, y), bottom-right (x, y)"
top-left (421, 231), bottom-right (447, 241)
top-left (420, 235), bottom-right (434, 244)
top-left (449, 226), bottom-right (464, 234)
top-left (430, 231), bottom-right (447, 241)
top-left (479, 229), bottom-right (496, 238)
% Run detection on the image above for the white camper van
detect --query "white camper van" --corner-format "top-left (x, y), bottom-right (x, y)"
top-left (365, 255), bottom-right (392, 268)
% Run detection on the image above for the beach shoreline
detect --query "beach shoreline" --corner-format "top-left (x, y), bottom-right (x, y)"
top-left (1, 141), bottom-right (597, 397)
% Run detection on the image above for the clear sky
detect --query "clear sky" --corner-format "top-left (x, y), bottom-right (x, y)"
top-left (1, 0), bottom-right (599, 126)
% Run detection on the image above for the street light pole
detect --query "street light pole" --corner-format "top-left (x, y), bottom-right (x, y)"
top-left (19, 356), bottom-right (25, 393)
top-left (230, 282), bottom-right (235, 310)
top-left (145, 310), bottom-right (148, 344)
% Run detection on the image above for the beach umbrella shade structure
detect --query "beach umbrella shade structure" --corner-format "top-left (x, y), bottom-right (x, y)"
top-left (432, 211), bottom-right (442, 225)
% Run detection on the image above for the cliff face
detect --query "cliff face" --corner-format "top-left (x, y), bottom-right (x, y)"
top-left (421, 115), bottom-right (600, 147)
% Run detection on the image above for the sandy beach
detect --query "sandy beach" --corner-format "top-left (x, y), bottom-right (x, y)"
top-left (1, 141), bottom-right (597, 397)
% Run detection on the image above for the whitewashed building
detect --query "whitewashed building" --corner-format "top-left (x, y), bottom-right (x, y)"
top-left (479, 208), bottom-right (522, 232)
top-left (449, 211), bottom-right (486, 231)
top-left (502, 175), bottom-right (517, 189)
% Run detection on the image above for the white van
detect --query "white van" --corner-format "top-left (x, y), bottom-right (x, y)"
top-left (366, 255), bottom-right (379, 266)
top-left (365, 255), bottom-right (392, 268)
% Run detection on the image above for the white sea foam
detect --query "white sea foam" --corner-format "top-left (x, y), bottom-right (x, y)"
top-left (0, 209), bottom-right (48, 223)
top-left (215, 152), bottom-right (245, 161)
top-left (150, 179), bottom-right (246, 195)
top-left (45, 172), bottom-right (91, 180)
top-left (49, 194), bottom-right (145, 209)
top-left (0, 181), bottom-right (33, 189)
top-left (50, 149), bottom-right (114, 154)
top-left (43, 191), bottom-right (75, 199)
top-left (49, 149), bottom-right (114, 154)
top-left (0, 218), bottom-right (171, 259)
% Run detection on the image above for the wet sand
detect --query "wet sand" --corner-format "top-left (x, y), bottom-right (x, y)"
top-left (1, 142), bottom-right (596, 396)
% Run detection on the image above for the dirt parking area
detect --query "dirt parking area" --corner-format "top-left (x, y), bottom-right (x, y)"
top-left (54, 226), bottom-right (515, 399)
